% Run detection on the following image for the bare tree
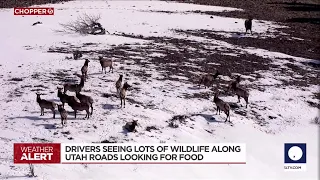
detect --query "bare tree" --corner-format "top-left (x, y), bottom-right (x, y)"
top-left (59, 13), bottom-right (109, 35)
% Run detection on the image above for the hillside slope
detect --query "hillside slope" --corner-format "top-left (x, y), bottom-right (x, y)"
top-left (0, 1), bottom-right (319, 179)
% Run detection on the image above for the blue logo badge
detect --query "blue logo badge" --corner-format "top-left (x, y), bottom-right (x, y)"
top-left (284, 143), bottom-right (306, 164)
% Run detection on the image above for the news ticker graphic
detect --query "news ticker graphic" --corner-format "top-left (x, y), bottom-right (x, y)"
top-left (284, 143), bottom-right (307, 171)
top-left (14, 8), bottom-right (54, 16)
top-left (14, 143), bottom-right (246, 164)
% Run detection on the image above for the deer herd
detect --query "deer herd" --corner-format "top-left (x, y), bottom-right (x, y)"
top-left (35, 53), bottom-right (135, 129)
top-left (35, 18), bottom-right (253, 130)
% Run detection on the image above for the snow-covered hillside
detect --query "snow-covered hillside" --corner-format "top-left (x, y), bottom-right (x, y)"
top-left (0, 1), bottom-right (319, 179)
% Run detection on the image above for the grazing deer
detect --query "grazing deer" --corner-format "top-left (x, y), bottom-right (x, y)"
top-left (120, 82), bottom-right (131, 108)
top-left (58, 104), bottom-right (68, 126)
top-left (213, 91), bottom-right (231, 122)
top-left (36, 93), bottom-right (56, 119)
top-left (198, 70), bottom-right (221, 89)
top-left (81, 59), bottom-right (90, 81)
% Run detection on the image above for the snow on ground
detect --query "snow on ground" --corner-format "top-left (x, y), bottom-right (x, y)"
top-left (0, 1), bottom-right (319, 180)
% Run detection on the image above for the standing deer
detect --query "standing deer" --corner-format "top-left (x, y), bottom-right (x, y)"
top-left (81, 59), bottom-right (90, 81)
top-left (99, 56), bottom-right (114, 74)
top-left (58, 104), bottom-right (68, 126)
top-left (120, 82), bottom-right (131, 108)
top-left (245, 17), bottom-right (253, 35)
top-left (115, 74), bottom-right (123, 97)
top-left (63, 75), bottom-right (85, 93)
top-left (198, 70), bottom-right (221, 89)
top-left (213, 91), bottom-right (231, 122)
top-left (36, 93), bottom-right (56, 119)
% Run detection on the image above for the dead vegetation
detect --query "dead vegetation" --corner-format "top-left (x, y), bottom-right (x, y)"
top-left (167, 115), bottom-right (189, 128)
top-left (58, 13), bottom-right (108, 35)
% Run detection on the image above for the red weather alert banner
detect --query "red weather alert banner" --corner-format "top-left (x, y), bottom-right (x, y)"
top-left (14, 143), bottom-right (61, 164)
top-left (13, 143), bottom-right (246, 164)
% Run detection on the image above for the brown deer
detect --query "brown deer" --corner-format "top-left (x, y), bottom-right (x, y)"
top-left (99, 56), bottom-right (114, 74)
top-left (81, 59), bottom-right (90, 81)
top-left (120, 82), bottom-right (131, 108)
top-left (198, 70), bottom-right (221, 89)
top-left (36, 93), bottom-right (56, 119)
top-left (213, 91), bottom-right (231, 122)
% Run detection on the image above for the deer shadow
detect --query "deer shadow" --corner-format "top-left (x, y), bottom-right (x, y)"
top-left (208, 30), bottom-right (259, 37)
top-left (187, 86), bottom-right (202, 90)
top-left (8, 115), bottom-right (53, 121)
top-left (2, 175), bottom-right (31, 179)
top-left (88, 72), bottom-right (105, 76)
top-left (35, 123), bottom-right (59, 130)
top-left (102, 104), bottom-right (119, 110)
top-left (191, 113), bottom-right (225, 123)
top-left (120, 129), bottom-right (129, 136)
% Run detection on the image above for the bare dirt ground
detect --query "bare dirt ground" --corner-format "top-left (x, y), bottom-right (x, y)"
top-left (173, 0), bottom-right (320, 60)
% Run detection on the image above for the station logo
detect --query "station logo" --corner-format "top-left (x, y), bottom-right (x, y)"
top-left (284, 143), bottom-right (306, 171)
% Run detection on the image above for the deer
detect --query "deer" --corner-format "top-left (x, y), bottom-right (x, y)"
top-left (73, 50), bottom-right (83, 60)
top-left (120, 82), bottom-right (131, 108)
top-left (227, 75), bottom-right (241, 92)
top-left (57, 87), bottom-right (78, 108)
top-left (67, 99), bottom-right (91, 119)
top-left (57, 104), bottom-right (68, 126)
top-left (63, 75), bottom-right (85, 94)
top-left (115, 74), bottom-right (123, 97)
top-left (99, 56), bottom-right (114, 74)
top-left (229, 82), bottom-right (249, 108)
top-left (245, 17), bottom-right (253, 35)
top-left (75, 91), bottom-right (94, 115)
top-left (36, 93), bottom-right (56, 119)
top-left (198, 70), bottom-right (221, 89)
top-left (213, 91), bottom-right (231, 122)
top-left (123, 120), bottom-right (139, 132)
top-left (81, 59), bottom-right (90, 81)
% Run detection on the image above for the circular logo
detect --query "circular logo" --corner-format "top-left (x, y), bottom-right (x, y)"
top-left (288, 146), bottom-right (303, 161)
top-left (47, 8), bottom-right (54, 15)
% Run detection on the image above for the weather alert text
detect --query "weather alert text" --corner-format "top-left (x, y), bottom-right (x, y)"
top-left (14, 143), bottom-right (61, 164)
top-left (14, 8), bottom-right (54, 15)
